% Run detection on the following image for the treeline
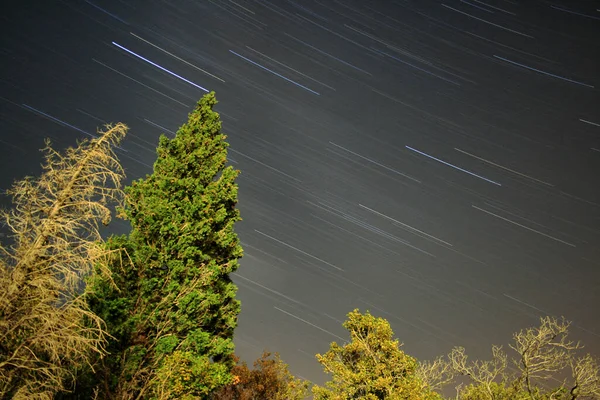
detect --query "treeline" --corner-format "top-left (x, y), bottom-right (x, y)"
top-left (1, 93), bottom-right (598, 399)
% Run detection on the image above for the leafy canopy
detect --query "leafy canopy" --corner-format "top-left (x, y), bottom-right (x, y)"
top-left (312, 309), bottom-right (441, 400)
top-left (212, 351), bottom-right (310, 400)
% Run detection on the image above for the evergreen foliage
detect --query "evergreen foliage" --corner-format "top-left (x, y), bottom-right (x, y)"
top-left (82, 92), bottom-right (243, 399)
top-left (5, 93), bottom-right (599, 400)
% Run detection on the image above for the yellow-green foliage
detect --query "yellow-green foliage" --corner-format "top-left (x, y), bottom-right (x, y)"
top-left (0, 124), bottom-right (127, 399)
top-left (312, 309), bottom-right (442, 400)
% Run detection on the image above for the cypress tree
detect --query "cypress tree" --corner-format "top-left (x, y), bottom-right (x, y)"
top-left (84, 92), bottom-right (243, 399)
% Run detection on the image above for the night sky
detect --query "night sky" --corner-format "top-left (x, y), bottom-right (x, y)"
top-left (1, 0), bottom-right (599, 386)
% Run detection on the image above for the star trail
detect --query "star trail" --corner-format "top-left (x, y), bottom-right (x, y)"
top-left (1, 0), bottom-right (599, 387)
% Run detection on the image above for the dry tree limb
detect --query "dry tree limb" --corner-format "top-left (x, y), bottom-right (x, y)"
top-left (449, 345), bottom-right (508, 400)
top-left (416, 355), bottom-right (456, 392)
top-left (510, 316), bottom-right (582, 395)
top-left (447, 317), bottom-right (600, 399)
top-left (0, 124), bottom-right (127, 399)
top-left (568, 354), bottom-right (600, 400)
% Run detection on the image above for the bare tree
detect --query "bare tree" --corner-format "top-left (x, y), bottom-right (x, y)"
top-left (0, 124), bottom-right (127, 399)
top-left (450, 345), bottom-right (508, 399)
top-left (568, 355), bottom-right (600, 400)
top-left (417, 355), bottom-right (456, 392)
top-left (438, 317), bottom-right (600, 399)
top-left (511, 317), bottom-right (581, 395)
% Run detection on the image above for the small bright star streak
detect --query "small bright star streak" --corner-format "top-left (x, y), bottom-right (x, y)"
top-left (112, 42), bottom-right (209, 92)
top-left (494, 55), bottom-right (595, 88)
top-left (22, 104), bottom-right (129, 152)
top-left (229, 50), bottom-right (320, 95)
top-left (406, 146), bottom-right (501, 186)
top-left (23, 104), bottom-right (95, 138)
top-left (85, 0), bottom-right (129, 24)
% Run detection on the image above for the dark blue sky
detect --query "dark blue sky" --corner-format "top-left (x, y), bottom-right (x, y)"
top-left (1, 0), bottom-right (599, 386)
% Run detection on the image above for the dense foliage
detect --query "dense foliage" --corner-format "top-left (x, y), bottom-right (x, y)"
top-left (211, 351), bottom-right (310, 400)
top-left (312, 309), bottom-right (442, 400)
top-left (80, 92), bottom-right (243, 399)
top-left (2, 93), bottom-right (599, 400)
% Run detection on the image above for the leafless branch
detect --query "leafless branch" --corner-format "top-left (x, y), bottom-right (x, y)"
top-left (0, 124), bottom-right (127, 398)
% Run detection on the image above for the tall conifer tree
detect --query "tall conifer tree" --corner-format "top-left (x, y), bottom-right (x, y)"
top-left (84, 92), bottom-right (243, 399)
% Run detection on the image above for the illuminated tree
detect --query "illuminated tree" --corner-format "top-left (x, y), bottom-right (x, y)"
top-left (212, 351), bottom-right (310, 400)
top-left (449, 317), bottom-right (600, 400)
top-left (312, 309), bottom-right (441, 400)
top-left (83, 92), bottom-right (243, 399)
top-left (0, 124), bottom-right (127, 399)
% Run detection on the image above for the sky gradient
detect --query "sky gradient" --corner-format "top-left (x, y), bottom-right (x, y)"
top-left (1, 0), bottom-right (599, 386)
